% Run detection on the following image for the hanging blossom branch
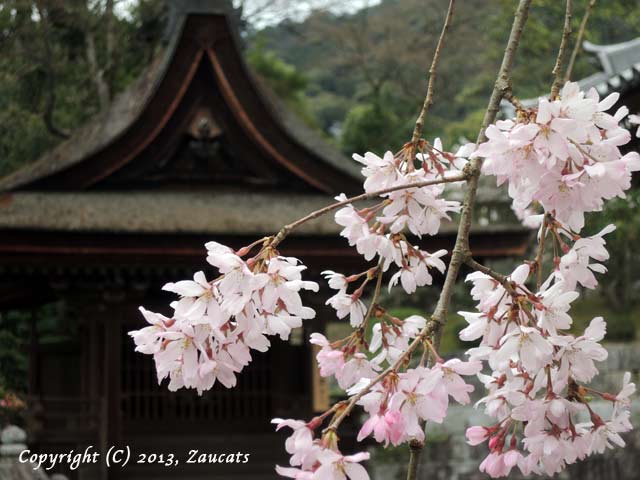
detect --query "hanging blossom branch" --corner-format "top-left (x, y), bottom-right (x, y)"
top-left (128, 0), bottom-right (637, 477)
top-left (564, 0), bottom-right (597, 83)
top-left (463, 8), bottom-right (640, 471)
top-left (405, 1), bottom-right (533, 477)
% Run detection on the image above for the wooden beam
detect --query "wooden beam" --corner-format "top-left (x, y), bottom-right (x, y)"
top-left (311, 345), bottom-right (329, 413)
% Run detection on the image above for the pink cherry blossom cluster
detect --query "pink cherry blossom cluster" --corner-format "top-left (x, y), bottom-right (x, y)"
top-left (309, 313), bottom-right (432, 392)
top-left (271, 92), bottom-right (637, 476)
top-left (332, 140), bottom-right (462, 295)
top-left (273, 418), bottom-right (370, 480)
top-left (354, 358), bottom-right (481, 445)
top-left (270, 358), bottom-right (482, 478)
top-left (276, 315), bottom-right (482, 474)
top-left (324, 142), bottom-right (464, 328)
top-left (459, 229), bottom-right (635, 476)
top-left (457, 83), bottom-right (638, 477)
top-left (476, 81), bottom-right (640, 232)
top-left (129, 241), bottom-right (318, 394)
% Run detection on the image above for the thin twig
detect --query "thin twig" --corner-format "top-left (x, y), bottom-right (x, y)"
top-left (270, 173), bottom-right (468, 248)
top-left (550, 0), bottom-right (574, 100)
top-left (406, 1), bottom-right (533, 477)
top-left (564, 0), bottom-right (597, 83)
top-left (410, 0), bottom-right (456, 148)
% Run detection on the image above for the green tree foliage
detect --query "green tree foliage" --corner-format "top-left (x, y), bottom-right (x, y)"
top-left (0, 0), bottom-right (166, 176)
top-left (254, 0), bottom-right (640, 151)
top-left (341, 101), bottom-right (403, 156)
top-left (246, 44), bottom-right (318, 127)
top-left (586, 189), bottom-right (640, 313)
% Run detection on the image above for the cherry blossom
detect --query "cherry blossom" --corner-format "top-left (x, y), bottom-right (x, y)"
top-left (312, 451), bottom-right (370, 480)
top-left (130, 246), bottom-right (318, 395)
top-left (476, 81), bottom-right (640, 232)
top-left (332, 141), bottom-right (462, 299)
top-left (555, 224), bottom-right (615, 290)
top-left (273, 418), bottom-right (371, 480)
top-left (309, 333), bottom-right (345, 377)
top-left (326, 290), bottom-right (367, 327)
top-left (357, 408), bottom-right (406, 446)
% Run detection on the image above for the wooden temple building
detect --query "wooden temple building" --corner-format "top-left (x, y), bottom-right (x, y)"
top-left (0, 2), bottom-right (530, 479)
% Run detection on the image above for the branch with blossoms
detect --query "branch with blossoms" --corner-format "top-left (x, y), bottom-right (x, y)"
top-left (129, 0), bottom-right (638, 478)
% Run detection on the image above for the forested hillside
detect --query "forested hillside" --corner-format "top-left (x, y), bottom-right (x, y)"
top-left (250, 0), bottom-right (640, 153)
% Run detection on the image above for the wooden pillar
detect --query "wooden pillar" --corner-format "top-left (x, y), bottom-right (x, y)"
top-left (306, 292), bottom-right (330, 414)
top-left (28, 309), bottom-right (40, 397)
top-left (311, 344), bottom-right (329, 413)
top-left (25, 308), bottom-right (45, 443)
top-left (102, 299), bottom-right (122, 480)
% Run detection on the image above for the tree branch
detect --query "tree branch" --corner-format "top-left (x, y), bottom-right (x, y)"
top-left (564, 0), bottom-right (596, 83)
top-left (360, 261), bottom-right (385, 331)
top-left (464, 257), bottom-right (518, 296)
top-left (410, 0), bottom-right (456, 147)
top-left (406, 0), bottom-right (533, 477)
top-left (35, 1), bottom-right (70, 139)
top-left (104, 0), bottom-right (115, 98)
top-left (269, 173), bottom-right (468, 248)
top-left (307, 0), bottom-right (532, 470)
top-left (550, 0), bottom-right (573, 100)
top-left (85, 30), bottom-right (111, 111)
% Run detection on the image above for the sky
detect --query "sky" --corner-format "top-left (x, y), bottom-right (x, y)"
top-left (114, 0), bottom-right (382, 28)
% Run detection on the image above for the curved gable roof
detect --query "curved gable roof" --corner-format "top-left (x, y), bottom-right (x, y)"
top-left (0, 1), bottom-right (361, 194)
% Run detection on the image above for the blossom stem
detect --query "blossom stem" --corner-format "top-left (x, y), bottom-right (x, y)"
top-left (464, 257), bottom-right (516, 295)
top-left (323, 321), bottom-right (439, 435)
top-left (423, 337), bottom-right (443, 364)
top-left (360, 261), bottom-right (385, 332)
top-left (503, 87), bottom-right (524, 112)
top-left (410, 0), bottom-right (456, 149)
top-left (569, 138), bottom-right (599, 164)
top-left (564, 0), bottom-right (597, 83)
top-left (269, 173), bottom-right (468, 248)
top-left (236, 236), bottom-right (271, 256)
top-left (550, 0), bottom-right (574, 100)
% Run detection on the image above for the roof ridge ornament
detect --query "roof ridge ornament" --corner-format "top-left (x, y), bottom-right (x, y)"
top-left (166, 0), bottom-right (234, 15)
top-left (164, 0), bottom-right (240, 45)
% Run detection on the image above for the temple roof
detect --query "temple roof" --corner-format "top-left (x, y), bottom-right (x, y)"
top-left (0, 187), bottom-right (519, 236)
top-left (0, 0), bottom-right (360, 194)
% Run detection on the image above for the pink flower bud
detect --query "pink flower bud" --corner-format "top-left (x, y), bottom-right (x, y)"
top-left (465, 426), bottom-right (489, 446)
